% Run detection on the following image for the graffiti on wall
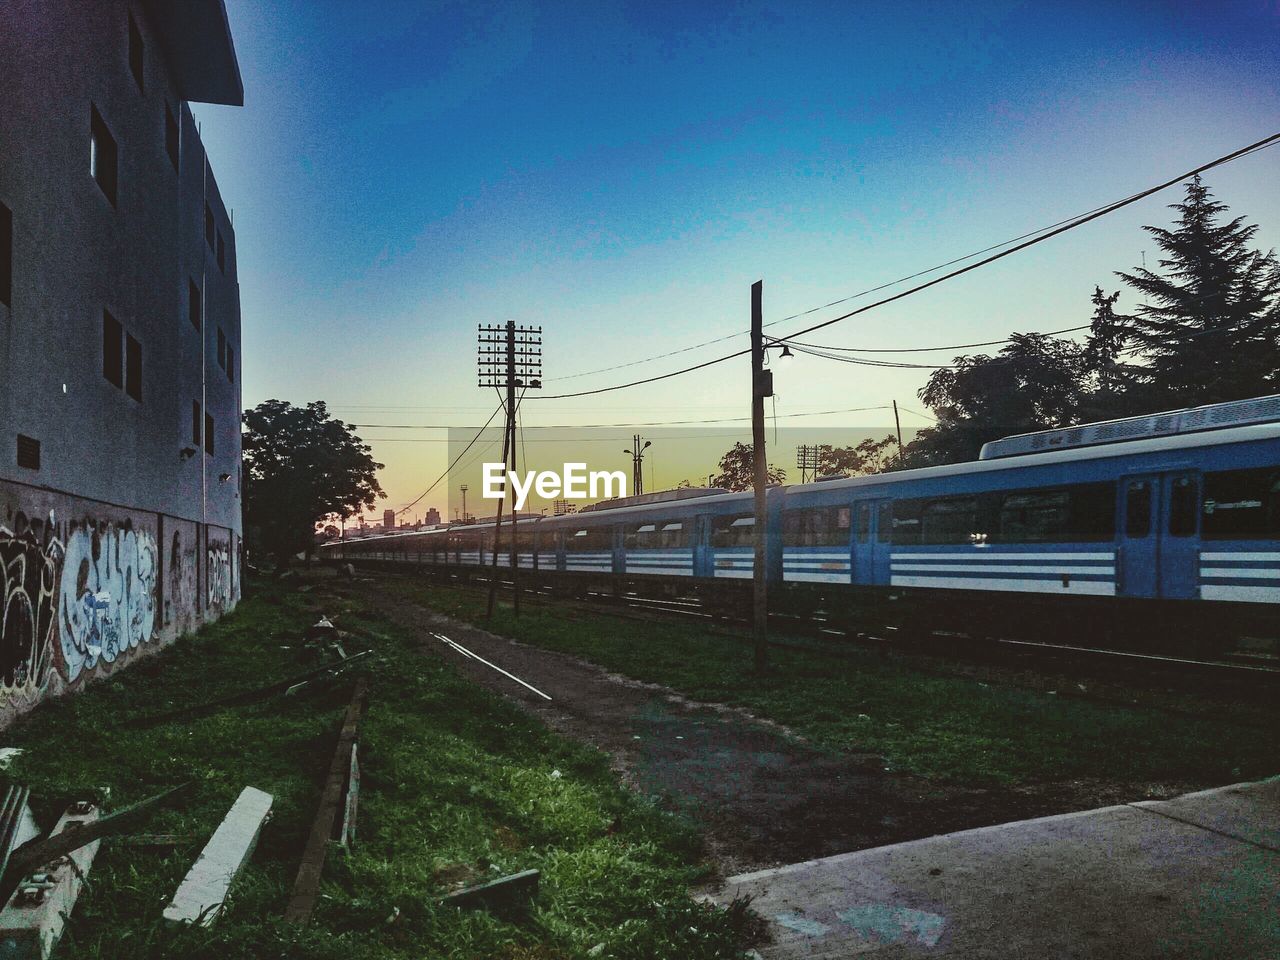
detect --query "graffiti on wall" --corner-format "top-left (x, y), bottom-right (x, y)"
top-left (57, 520), bottom-right (158, 683)
top-left (208, 542), bottom-right (232, 609)
top-left (0, 515), bottom-right (61, 702)
top-left (165, 530), bottom-right (196, 630)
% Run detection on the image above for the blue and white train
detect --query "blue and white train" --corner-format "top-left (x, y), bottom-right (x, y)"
top-left (325, 394), bottom-right (1280, 655)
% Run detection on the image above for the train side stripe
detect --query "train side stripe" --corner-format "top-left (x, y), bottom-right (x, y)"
top-left (1200, 567), bottom-right (1280, 580)
top-left (1200, 584), bottom-right (1280, 603)
top-left (893, 552), bottom-right (1114, 561)
top-left (892, 564), bottom-right (1114, 575)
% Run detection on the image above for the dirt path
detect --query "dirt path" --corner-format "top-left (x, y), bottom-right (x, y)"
top-left (343, 579), bottom-right (1169, 877)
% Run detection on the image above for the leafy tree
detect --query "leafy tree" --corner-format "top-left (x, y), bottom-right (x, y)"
top-left (814, 435), bottom-right (900, 477)
top-left (1117, 176), bottom-right (1280, 406)
top-left (906, 333), bottom-right (1087, 465)
top-left (711, 442), bottom-right (786, 491)
top-left (243, 400), bottom-right (385, 568)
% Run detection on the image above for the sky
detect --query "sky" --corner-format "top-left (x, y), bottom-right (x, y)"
top-left (192, 0), bottom-right (1280, 522)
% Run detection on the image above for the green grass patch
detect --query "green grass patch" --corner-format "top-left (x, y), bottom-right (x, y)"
top-left (2, 578), bottom-right (755, 959)
top-left (385, 579), bottom-right (1280, 787)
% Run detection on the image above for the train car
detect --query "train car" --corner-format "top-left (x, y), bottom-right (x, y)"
top-left (324, 394), bottom-right (1280, 656)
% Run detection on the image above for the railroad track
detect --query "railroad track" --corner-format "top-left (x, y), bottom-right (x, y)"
top-left (344, 561), bottom-right (1280, 696)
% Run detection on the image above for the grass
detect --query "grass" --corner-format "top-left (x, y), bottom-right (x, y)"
top-left (382, 578), bottom-right (1280, 788)
top-left (1, 576), bottom-right (757, 959)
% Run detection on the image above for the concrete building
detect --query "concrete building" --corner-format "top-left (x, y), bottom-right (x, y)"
top-left (0, 0), bottom-right (244, 722)
top-left (425, 507), bottom-right (441, 526)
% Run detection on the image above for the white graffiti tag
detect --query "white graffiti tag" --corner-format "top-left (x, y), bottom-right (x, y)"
top-left (58, 523), bottom-right (157, 682)
top-left (208, 543), bottom-right (232, 609)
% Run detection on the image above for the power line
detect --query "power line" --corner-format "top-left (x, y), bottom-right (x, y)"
top-left (353, 404), bottom-right (900, 430)
top-left (542, 197), bottom-right (1163, 382)
top-left (529, 132), bottom-right (1280, 401)
top-left (785, 323), bottom-right (1091, 354)
top-left (393, 400), bottom-right (504, 515)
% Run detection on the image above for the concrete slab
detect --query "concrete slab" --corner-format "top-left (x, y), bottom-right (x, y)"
top-left (712, 779), bottom-right (1280, 959)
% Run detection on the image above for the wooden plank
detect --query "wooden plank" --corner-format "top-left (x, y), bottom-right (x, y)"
top-left (0, 802), bottom-right (101, 959)
top-left (334, 742), bottom-right (360, 849)
top-left (442, 869), bottom-right (540, 912)
top-left (283, 679), bottom-right (368, 924)
top-left (163, 786), bottom-right (274, 927)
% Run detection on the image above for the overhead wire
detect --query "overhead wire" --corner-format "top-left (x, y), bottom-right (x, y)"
top-left (393, 400), bottom-right (504, 515)
top-left (528, 132), bottom-right (1280, 401)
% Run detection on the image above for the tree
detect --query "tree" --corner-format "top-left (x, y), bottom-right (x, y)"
top-left (711, 443), bottom-right (786, 491)
top-left (242, 400), bottom-right (385, 568)
top-left (815, 435), bottom-right (899, 477)
top-left (905, 333), bottom-right (1087, 465)
top-left (1117, 176), bottom-right (1280, 407)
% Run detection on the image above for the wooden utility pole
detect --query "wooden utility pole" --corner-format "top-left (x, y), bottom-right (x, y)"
top-left (892, 399), bottom-right (904, 466)
top-left (750, 280), bottom-right (769, 673)
top-left (478, 321), bottom-right (542, 619)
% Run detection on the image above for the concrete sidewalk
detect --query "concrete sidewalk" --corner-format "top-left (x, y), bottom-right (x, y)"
top-left (710, 779), bottom-right (1279, 959)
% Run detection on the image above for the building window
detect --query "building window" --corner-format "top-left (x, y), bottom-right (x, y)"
top-left (216, 327), bottom-right (226, 369)
top-left (217, 231), bottom-right (226, 272)
top-left (164, 103), bottom-right (179, 171)
top-left (192, 400), bottom-right (201, 446)
top-left (226, 344), bottom-right (235, 383)
top-left (128, 12), bottom-right (144, 92)
top-left (90, 105), bottom-right (118, 206)
top-left (0, 201), bottom-right (11, 308)
top-left (204, 203), bottom-right (215, 249)
top-left (102, 309), bottom-right (123, 387)
top-left (16, 435), bottom-right (40, 471)
top-left (205, 412), bottom-right (215, 456)
top-left (125, 333), bottom-right (142, 401)
top-left (188, 278), bottom-right (201, 330)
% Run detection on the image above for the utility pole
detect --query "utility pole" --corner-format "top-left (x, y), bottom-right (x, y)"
top-left (459, 484), bottom-right (468, 523)
top-left (625, 435), bottom-right (650, 497)
top-left (750, 280), bottom-right (770, 674)
top-left (478, 321), bottom-right (542, 618)
top-left (892, 400), bottom-right (904, 466)
top-left (796, 444), bottom-right (821, 483)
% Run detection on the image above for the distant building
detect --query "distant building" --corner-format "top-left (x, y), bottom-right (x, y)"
top-left (0, 0), bottom-right (244, 722)
top-left (383, 508), bottom-right (396, 531)
top-left (425, 507), bottom-right (441, 526)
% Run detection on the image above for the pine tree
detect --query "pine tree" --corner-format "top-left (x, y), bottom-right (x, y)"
top-left (1117, 176), bottom-right (1280, 406)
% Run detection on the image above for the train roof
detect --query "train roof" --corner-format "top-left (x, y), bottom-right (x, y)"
top-left (979, 393), bottom-right (1280, 460)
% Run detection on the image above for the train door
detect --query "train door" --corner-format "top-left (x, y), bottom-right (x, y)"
top-left (1118, 476), bottom-right (1159, 597)
top-left (1118, 472), bottom-right (1200, 599)
top-left (1160, 472), bottom-right (1201, 599)
top-left (853, 499), bottom-right (892, 585)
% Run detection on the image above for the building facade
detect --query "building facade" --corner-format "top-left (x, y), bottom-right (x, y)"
top-left (0, 0), bottom-right (244, 722)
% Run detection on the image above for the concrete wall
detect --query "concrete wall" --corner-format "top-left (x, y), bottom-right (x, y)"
top-left (0, 0), bottom-right (242, 723)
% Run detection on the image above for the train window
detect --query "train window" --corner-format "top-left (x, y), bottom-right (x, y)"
top-left (856, 504), bottom-right (871, 543)
top-left (568, 527), bottom-right (612, 550)
top-left (660, 522), bottom-right (689, 548)
top-left (712, 514), bottom-right (755, 548)
top-left (878, 502), bottom-right (893, 543)
top-left (920, 497), bottom-right (979, 544)
top-left (1168, 475), bottom-right (1199, 537)
top-left (1125, 480), bottom-right (1152, 537)
top-left (1202, 469), bottom-right (1280, 540)
top-left (625, 524), bottom-right (658, 549)
top-left (994, 483), bottom-right (1114, 543)
top-left (891, 499), bottom-right (922, 545)
top-left (782, 506), bottom-right (851, 547)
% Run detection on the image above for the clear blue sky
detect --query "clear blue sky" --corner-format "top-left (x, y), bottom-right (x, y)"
top-left (193, 0), bottom-right (1280, 518)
